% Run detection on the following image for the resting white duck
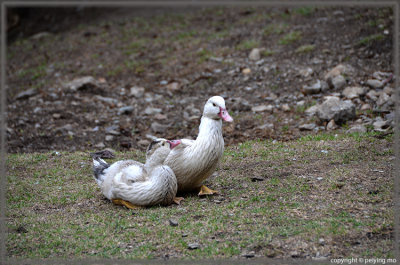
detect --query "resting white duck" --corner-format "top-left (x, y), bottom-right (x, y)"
top-left (92, 138), bottom-right (181, 209)
top-left (164, 96), bottom-right (233, 196)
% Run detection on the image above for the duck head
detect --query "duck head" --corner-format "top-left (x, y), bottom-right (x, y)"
top-left (203, 96), bottom-right (233, 122)
top-left (146, 138), bottom-right (181, 164)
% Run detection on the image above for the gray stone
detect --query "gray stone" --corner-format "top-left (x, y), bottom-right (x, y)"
top-left (95, 95), bottom-right (119, 105)
top-left (331, 75), bottom-right (346, 89)
top-left (65, 76), bottom-right (97, 91)
top-left (251, 105), bottom-right (273, 113)
top-left (361, 103), bottom-right (372, 111)
top-left (129, 86), bottom-right (145, 97)
top-left (324, 64), bottom-right (347, 81)
top-left (144, 107), bottom-right (162, 115)
top-left (317, 96), bottom-right (356, 123)
top-left (346, 124), bottom-right (367, 134)
top-left (302, 80), bottom-right (321, 95)
top-left (305, 105), bottom-right (319, 116)
top-left (94, 142), bottom-right (106, 149)
top-left (105, 135), bottom-right (115, 141)
top-left (366, 79), bottom-right (384, 89)
top-left (15, 88), bottom-right (38, 100)
top-left (281, 104), bottom-right (291, 112)
top-left (188, 243), bottom-right (200, 250)
top-left (342, 86), bottom-right (366, 99)
top-left (372, 71), bottom-right (392, 81)
top-left (118, 106), bottom-right (134, 115)
top-left (383, 86), bottom-right (393, 95)
top-left (299, 123), bottom-right (316, 131)
top-left (257, 123), bottom-right (274, 130)
top-left (366, 90), bottom-right (379, 101)
top-left (137, 139), bottom-right (150, 147)
top-left (169, 219), bottom-right (178, 227)
top-left (326, 119), bottom-right (338, 131)
top-left (249, 48), bottom-right (261, 61)
top-left (376, 93), bottom-right (390, 107)
top-left (151, 122), bottom-right (168, 133)
top-left (373, 118), bottom-right (391, 132)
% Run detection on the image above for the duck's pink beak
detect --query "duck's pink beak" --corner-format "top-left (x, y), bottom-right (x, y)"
top-left (167, 140), bottom-right (181, 149)
top-left (219, 107), bottom-right (233, 122)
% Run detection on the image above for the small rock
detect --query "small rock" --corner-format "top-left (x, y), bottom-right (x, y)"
top-left (372, 71), bottom-right (392, 80)
top-left (376, 93), bottom-right (390, 107)
top-left (305, 105), bottom-right (319, 116)
top-left (249, 48), bottom-right (261, 61)
top-left (299, 123), bottom-right (316, 131)
top-left (166, 82), bottom-right (180, 91)
top-left (118, 106), bottom-right (134, 115)
top-left (105, 135), bottom-right (115, 142)
top-left (257, 123), bottom-right (274, 130)
top-left (298, 67), bottom-right (313, 77)
top-left (129, 86), bottom-right (145, 97)
top-left (169, 219), bottom-right (178, 227)
top-left (251, 105), bottom-right (273, 113)
top-left (346, 124), bottom-right (367, 134)
top-left (242, 251), bottom-right (255, 258)
top-left (30, 31), bottom-right (52, 40)
top-left (137, 139), bottom-right (150, 147)
top-left (317, 96), bottom-right (356, 123)
top-left (331, 75), bottom-right (346, 89)
top-left (302, 80), bottom-right (321, 95)
top-left (342, 86), bottom-right (366, 99)
top-left (361, 103), bottom-right (372, 111)
top-left (242, 68), bottom-right (251, 74)
top-left (297, 100), bottom-right (305, 107)
top-left (251, 176), bottom-right (265, 182)
top-left (373, 118), bottom-right (391, 132)
top-left (383, 86), bottom-right (393, 95)
top-left (52, 113), bottom-right (61, 119)
top-left (281, 104), bottom-right (290, 112)
top-left (324, 64), bottom-right (346, 81)
top-left (188, 243), bottom-right (200, 250)
top-left (15, 88), bottom-right (38, 100)
top-left (94, 142), bottom-right (106, 149)
top-left (366, 90), bottom-right (379, 101)
top-left (154, 114), bottom-right (168, 120)
top-left (144, 107), bottom-right (162, 115)
top-left (95, 95), bottom-right (119, 105)
top-left (366, 79), bottom-right (384, 89)
top-left (151, 122), bottom-right (169, 133)
top-left (105, 125), bottom-right (120, 135)
top-left (65, 76), bottom-right (98, 91)
top-left (318, 238), bottom-right (325, 245)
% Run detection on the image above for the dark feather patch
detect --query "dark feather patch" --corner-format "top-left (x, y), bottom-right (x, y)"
top-left (147, 139), bottom-right (161, 153)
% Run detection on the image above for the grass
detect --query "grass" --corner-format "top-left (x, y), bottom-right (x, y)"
top-left (278, 31), bottom-right (302, 45)
top-left (295, 44), bottom-right (315, 54)
top-left (357, 34), bottom-right (385, 46)
top-left (6, 132), bottom-right (394, 260)
top-left (236, 39), bottom-right (260, 51)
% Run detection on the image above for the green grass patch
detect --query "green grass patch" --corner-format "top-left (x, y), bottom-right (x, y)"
top-left (357, 34), bottom-right (385, 46)
top-left (278, 31), bottom-right (302, 45)
top-left (295, 44), bottom-right (315, 54)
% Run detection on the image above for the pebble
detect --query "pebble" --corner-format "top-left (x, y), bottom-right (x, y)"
top-left (242, 68), bottom-right (251, 74)
top-left (281, 104), bottom-right (291, 112)
top-left (257, 123), bottom-right (274, 130)
top-left (305, 105), bottom-right (319, 116)
top-left (366, 89), bottom-right (379, 101)
top-left (331, 75), bottom-right (346, 89)
top-left (242, 251), bottom-right (255, 258)
top-left (324, 64), bottom-right (346, 81)
top-left (118, 106), bottom-right (134, 115)
top-left (346, 124), bottom-right (367, 134)
top-left (361, 103), bottom-right (372, 111)
top-left (373, 118), bottom-right (391, 132)
top-left (95, 95), bottom-right (119, 105)
top-left (65, 76), bottom-right (97, 91)
top-left (129, 86), bottom-right (145, 97)
top-left (169, 219), bottom-right (178, 227)
top-left (15, 88), bottom-right (38, 100)
top-left (94, 142), bottom-right (106, 149)
top-left (144, 107), bottom-right (162, 115)
top-left (316, 96), bottom-right (356, 123)
top-left (151, 122), bottom-right (169, 133)
top-left (187, 243), bottom-right (200, 250)
top-left (251, 105), bottom-right (273, 113)
top-left (342, 86), bottom-right (366, 99)
top-left (376, 93), bottom-right (390, 107)
top-left (302, 80), bottom-right (321, 95)
top-left (137, 139), bottom-right (150, 147)
top-left (366, 79), bottom-right (384, 89)
top-left (105, 135), bottom-right (115, 141)
top-left (166, 82), bottom-right (180, 91)
top-left (249, 48), bottom-right (261, 61)
top-left (299, 123), bottom-right (316, 131)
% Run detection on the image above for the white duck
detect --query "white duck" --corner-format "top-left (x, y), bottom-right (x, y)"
top-left (92, 138), bottom-right (181, 209)
top-left (164, 96), bottom-right (233, 196)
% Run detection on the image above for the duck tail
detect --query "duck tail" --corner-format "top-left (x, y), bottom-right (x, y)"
top-left (92, 157), bottom-right (109, 185)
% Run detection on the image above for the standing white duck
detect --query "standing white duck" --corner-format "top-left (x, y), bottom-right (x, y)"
top-left (164, 96), bottom-right (233, 196)
top-left (92, 138), bottom-right (181, 209)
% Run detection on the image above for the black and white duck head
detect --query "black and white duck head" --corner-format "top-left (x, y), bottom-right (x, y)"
top-left (146, 138), bottom-right (181, 166)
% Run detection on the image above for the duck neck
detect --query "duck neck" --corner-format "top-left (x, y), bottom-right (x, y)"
top-left (196, 116), bottom-right (222, 142)
top-left (144, 156), bottom-right (164, 172)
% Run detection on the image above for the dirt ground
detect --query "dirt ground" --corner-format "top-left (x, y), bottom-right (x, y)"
top-left (6, 6), bottom-right (393, 153)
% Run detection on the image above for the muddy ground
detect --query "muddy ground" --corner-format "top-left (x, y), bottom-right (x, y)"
top-left (6, 6), bottom-right (394, 153)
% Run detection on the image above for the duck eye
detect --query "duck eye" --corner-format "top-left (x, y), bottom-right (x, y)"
top-left (212, 103), bottom-right (216, 107)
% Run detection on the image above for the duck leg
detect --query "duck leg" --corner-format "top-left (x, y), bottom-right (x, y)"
top-left (173, 197), bottom-right (184, 205)
top-left (112, 198), bottom-right (142, 210)
top-left (198, 185), bottom-right (219, 196)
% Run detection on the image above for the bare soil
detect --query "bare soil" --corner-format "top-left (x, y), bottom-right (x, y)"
top-left (6, 6), bottom-right (393, 153)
